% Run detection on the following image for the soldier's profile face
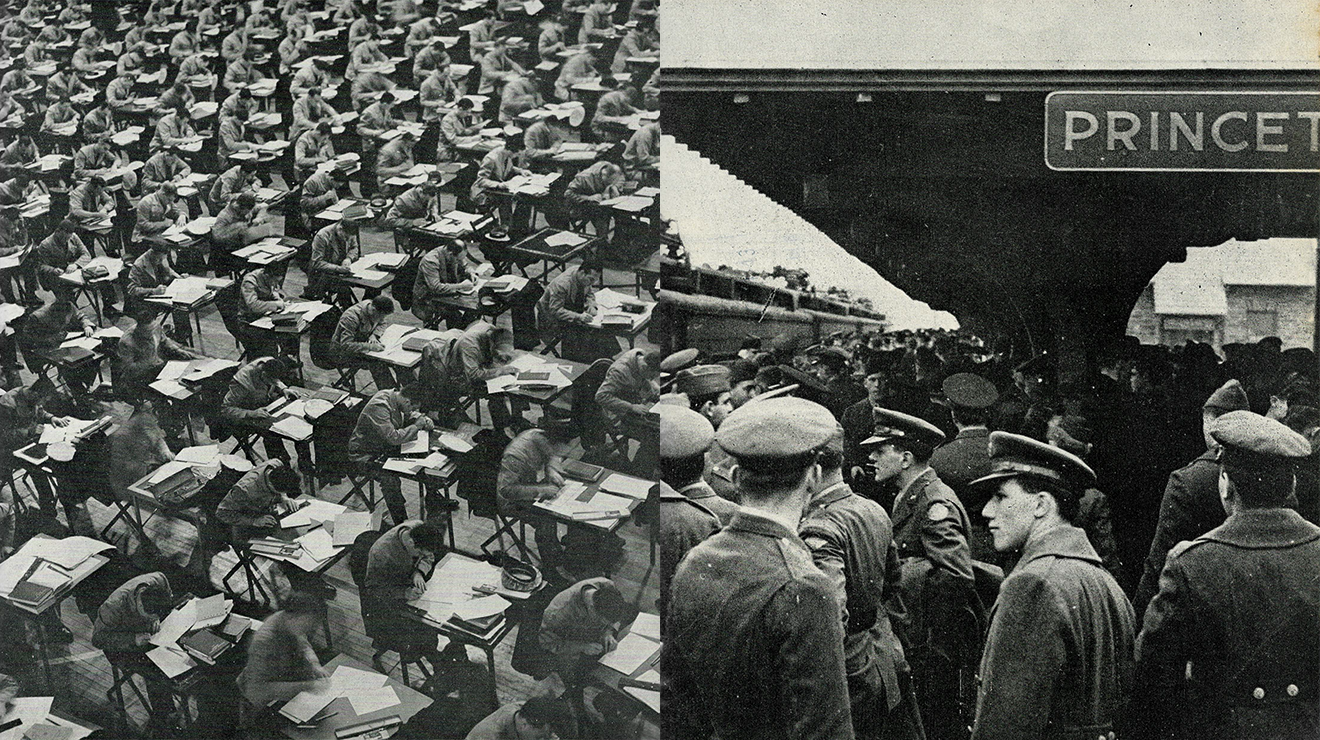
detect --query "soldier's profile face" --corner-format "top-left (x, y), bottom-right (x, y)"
top-left (868, 444), bottom-right (905, 483)
top-left (984, 478), bottom-right (1036, 552)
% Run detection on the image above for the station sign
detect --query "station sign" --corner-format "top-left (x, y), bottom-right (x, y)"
top-left (1046, 91), bottom-right (1320, 171)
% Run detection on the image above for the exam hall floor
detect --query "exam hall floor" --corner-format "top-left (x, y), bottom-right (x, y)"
top-left (0, 209), bottom-right (662, 738)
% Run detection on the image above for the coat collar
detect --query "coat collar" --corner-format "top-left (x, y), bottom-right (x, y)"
top-left (805, 481), bottom-right (852, 515)
top-left (679, 480), bottom-right (719, 500)
top-left (896, 468), bottom-right (937, 502)
top-left (1202, 507), bottom-right (1320, 549)
top-left (728, 509), bottom-right (805, 545)
top-left (1016, 523), bottom-right (1101, 569)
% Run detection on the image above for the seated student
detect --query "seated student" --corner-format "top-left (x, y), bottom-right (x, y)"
top-left (577, 0), bottom-right (616, 44)
top-left (92, 572), bottom-right (176, 726)
top-left (132, 182), bottom-right (187, 262)
top-left (211, 192), bottom-right (269, 277)
top-left (350, 69), bottom-right (394, 112)
top-left (141, 149), bottom-right (192, 198)
top-left (539, 577), bottom-right (638, 687)
top-left (115, 41), bottom-right (147, 78)
top-left (290, 86), bottom-right (338, 141)
top-left (623, 120), bottom-right (659, 177)
top-left (363, 519), bottom-right (456, 662)
top-left (40, 98), bottom-right (77, 135)
top-left (437, 97), bottom-right (484, 163)
top-left (18, 289), bottom-right (98, 393)
top-left (307, 211), bottom-right (367, 305)
top-left (220, 25), bottom-right (249, 63)
top-left (113, 304), bottom-right (202, 405)
top-left (385, 175), bottom-right (442, 232)
top-left (374, 130), bottom-right (417, 192)
top-left (412, 38), bottom-right (452, 85)
top-left (417, 320), bottom-right (525, 430)
top-left (595, 347), bottom-right (662, 425)
top-left (67, 175), bottom-right (114, 229)
top-left (217, 108), bottom-right (257, 162)
top-left (169, 18), bottom-right (200, 63)
top-left (73, 140), bottom-right (119, 181)
top-left (299, 167), bottom-right (342, 232)
top-left (331, 295), bottom-right (402, 390)
top-left (35, 217), bottom-right (122, 315)
top-left (554, 47), bottom-right (601, 101)
top-left (216, 459), bottom-right (304, 541)
top-left (223, 48), bottom-right (267, 94)
top-left (159, 81), bottom-right (197, 114)
top-left (523, 113), bottom-right (571, 166)
top-left (536, 259), bottom-right (606, 360)
top-left (105, 71), bottom-right (138, 111)
top-left (471, 128), bottom-right (532, 236)
top-left (221, 356), bottom-right (311, 472)
top-left (346, 36), bottom-right (388, 81)
top-left (498, 70), bottom-right (541, 124)
top-left (151, 103), bottom-right (197, 151)
top-left (358, 89), bottom-right (398, 146)
top-left (239, 261), bottom-right (289, 321)
top-left (478, 38), bottom-right (524, 96)
top-left (537, 15), bottom-right (568, 63)
top-left (220, 86), bottom-right (257, 123)
top-left (466, 10), bottom-right (499, 58)
top-left (46, 65), bottom-right (93, 105)
top-left (611, 17), bottom-right (658, 74)
top-left (128, 240), bottom-right (193, 343)
top-left (566, 147), bottom-right (627, 239)
top-left (348, 384), bottom-right (436, 525)
top-left (176, 52), bottom-right (216, 90)
top-left (209, 160), bottom-right (259, 213)
top-left (290, 56), bottom-right (332, 100)
top-left (294, 120), bottom-right (336, 182)
top-left (237, 592), bottom-right (330, 708)
top-left (496, 416), bottom-right (578, 570)
top-left (589, 78), bottom-right (641, 143)
top-left (465, 696), bottom-right (567, 740)
top-left (410, 238), bottom-right (472, 328)
top-left (109, 400), bottom-right (179, 502)
top-left (418, 58), bottom-right (460, 123)
top-left (405, 17), bottom-right (441, 59)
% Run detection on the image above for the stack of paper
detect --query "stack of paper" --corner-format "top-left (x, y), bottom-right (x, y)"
top-left (544, 231), bottom-right (588, 248)
top-left (331, 511), bottom-right (373, 547)
top-left (622, 668), bottom-right (660, 713)
top-left (599, 473), bottom-right (654, 499)
top-left (599, 631), bottom-right (661, 675)
top-left (270, 415), bottom-right (314, 441)
top-left (280, 499), bottom-right (346, 528)
top-left (175, 445), bottom-right (220, 465)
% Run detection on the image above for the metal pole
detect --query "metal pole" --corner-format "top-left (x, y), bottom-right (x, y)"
top-left (1314, 178), bottom-right (1319, 354)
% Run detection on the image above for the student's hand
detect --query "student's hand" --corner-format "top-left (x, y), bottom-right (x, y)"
top-left (405, 584), bottom-right (424, 601)
top-left (254, 515), bottom-right (277, 529)
top-left (536, 486), bottom-right (558, 501)
top-left (255, 410), bottom-right (276, 424)
top-left (51, 416), bottom-right (70, 427)
top-left (416, 416), bottom-right (435, 432)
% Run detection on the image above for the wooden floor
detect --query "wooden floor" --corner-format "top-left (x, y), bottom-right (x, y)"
top-left (1, 195), bottom-right (661, 738)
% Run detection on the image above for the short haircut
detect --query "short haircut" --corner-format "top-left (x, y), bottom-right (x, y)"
top-left (1222, 449), bottom-right (1295, 507)
top-left (140, 585), bottom-right (174, 617)
top-left (816, 446), bottom-right (844, 473)
top-left (659, 452), bottom-right (705, 489)
top-left (735, 452), bottom-right (818, 501)
top-left (268, 464), bottom-right (302, 495)
top-left (519, 696), bottom-right (564, 727)
top-left (578, 258), bottom-right (603, 274)
top-left (410, 521), bottom-right (447, 554)
top-left (1016, 476), bottom-right (1080, 524)
top-left (890, 439), bottom-right (935, 464)
top-left (233, 191), bottom-right (257, 211)
top-left (591, 582), bottom-right (635, 623)
top-left (370, 295), bottom-right (395, 313)
top-left (281, 590), bottom-right (327, 616)
top-left (951, 404), bottom-right (991, 427)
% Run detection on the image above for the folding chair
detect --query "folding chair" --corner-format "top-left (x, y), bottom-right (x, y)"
top-left (106, 658), bottom-right (156, 733)
top-left (480, 508), bottom-right (536, 565)
top-left (221, 541), bottom-right (274, 606)
top-left (337, 461), bottom-right (381, 512)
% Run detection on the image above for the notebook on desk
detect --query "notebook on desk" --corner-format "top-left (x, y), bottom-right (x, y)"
top-left (563, 459), bottom-right (605, 483)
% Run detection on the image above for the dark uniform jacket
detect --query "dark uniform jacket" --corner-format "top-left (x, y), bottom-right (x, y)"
top-left (658, 482), bottom-right (720, 624)
top-left (893, 468), bottom-right (974, 581)
top-left (1131, 508), bottom-right (1320, 740)
top-left (666, 509), bottom-right (854, 740)
top-left (1134, 448), bottom-right (1222, 620)
top-left (678, 480), bottom-right (736, 525)
top-left (973, 524), bottom-right (1135, 740)
top-left (929, 426), bottom-right (996, 561)
top-left (800, 481), bottom-right (906, 712)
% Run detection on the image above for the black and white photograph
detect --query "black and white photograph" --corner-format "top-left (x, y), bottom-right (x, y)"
top-left (659, 2), bottom-right (1318, 739)
top-left (0, 0), bottom-right (663, 737)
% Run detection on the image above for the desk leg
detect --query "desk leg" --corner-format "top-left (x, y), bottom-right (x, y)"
top-left (485, 645), bottom-right (499, 710)
top-left (35, 616), bottom-right (52, 687)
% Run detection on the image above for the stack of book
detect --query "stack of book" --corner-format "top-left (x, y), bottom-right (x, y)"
top-left (7, 560), bottom-right (71, 610)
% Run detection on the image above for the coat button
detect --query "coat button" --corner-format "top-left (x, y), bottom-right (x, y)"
top-left (1287, 684), bottom-right (1299, 697)
top-left (1253, 687), bottom-right (1265, 700)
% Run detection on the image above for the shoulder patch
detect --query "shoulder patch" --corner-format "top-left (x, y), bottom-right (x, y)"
top-left (928, 502), bottom-right (950, 521)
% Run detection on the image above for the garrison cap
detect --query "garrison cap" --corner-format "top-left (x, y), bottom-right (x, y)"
top-left (716, 397), bottom-right (836, 463)
top-left (970, 431), bottom-right (1097, 493)
top-left (676, 364), bottom-right (730, 397)
top-left (942, 372), bottom-right (999, 409)
top-left (656, 392), bottom-right (689, 407)
top-left (1203, 379), bottom-right (1250, 413)
top-left (728, 358), bottom-right (759, 385)
top-left (1210, 410), bottom-right (1311, 460)
top-left (861, 408), bottom-right (947, 450)
top-left (658, 405), bottom-right (715, 459)
top-left (660, 348), bottom-right (699, 374)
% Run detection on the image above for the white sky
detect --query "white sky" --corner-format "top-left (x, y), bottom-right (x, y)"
top-left (661, 136), bottom-right (959, 330)
top-left (665, 0), bottom-right (1320, 70)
